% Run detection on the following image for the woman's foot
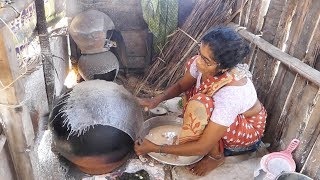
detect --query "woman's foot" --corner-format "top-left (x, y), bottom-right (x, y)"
top-left (188, 154), bottom-right (225, 176)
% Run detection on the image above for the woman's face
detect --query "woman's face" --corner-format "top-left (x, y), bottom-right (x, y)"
top-left (196, 43), bottom-right (220, 75)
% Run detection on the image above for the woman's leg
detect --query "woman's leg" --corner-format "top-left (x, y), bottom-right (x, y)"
top-left (190, 140), bottom-right (225, 176)
top-left (190, 107), bottom-right (267, 176)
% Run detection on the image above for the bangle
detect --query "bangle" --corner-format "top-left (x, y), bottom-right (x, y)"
top-left (159, 144), bottom-right (168, 156)
top-left (207, 154), bottom-right (223, 161)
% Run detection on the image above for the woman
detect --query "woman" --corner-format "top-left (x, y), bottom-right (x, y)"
top-left (134, 27), bottom-right (267, 176)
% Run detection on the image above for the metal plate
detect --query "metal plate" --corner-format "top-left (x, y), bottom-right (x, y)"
top-left (140, 116), bottom-right (203, 166)
top-left (149, 106), bottom-right (168, 115)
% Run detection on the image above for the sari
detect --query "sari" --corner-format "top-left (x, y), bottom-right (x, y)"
top-left (178, 56), bottom-right (267, 152)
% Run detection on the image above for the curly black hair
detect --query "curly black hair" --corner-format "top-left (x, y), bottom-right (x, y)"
top-left (201, 27), bottom-right (250, 69)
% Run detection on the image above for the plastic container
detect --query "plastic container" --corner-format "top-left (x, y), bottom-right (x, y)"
top-left (254, 139), bottom-right (300, 180)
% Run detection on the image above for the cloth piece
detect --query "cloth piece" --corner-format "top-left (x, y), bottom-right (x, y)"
top-left (179, 93), bottom-right (213, 144)
top-left (188, 56), bottom-right (200, 78)
top-left (223, 107), bottom-right (266, 149)
top-left (141, 0), bottom-right (178, 53)
top-left (178, 57), bottom-right (267, 149)
top-left (224, 140), bottom-right (261, 156)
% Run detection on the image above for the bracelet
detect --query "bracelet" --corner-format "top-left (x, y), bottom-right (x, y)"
top-left (207, 154), bottom-right (223, 161)
top-left (159, 144), bottom-right (168, 156)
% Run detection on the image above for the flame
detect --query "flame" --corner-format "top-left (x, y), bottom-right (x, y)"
top-left (64, 69), bottom-right (78, 88)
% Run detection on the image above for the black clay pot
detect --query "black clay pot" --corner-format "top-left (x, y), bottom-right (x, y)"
top-left (49, 80), bottom-right (143, 174)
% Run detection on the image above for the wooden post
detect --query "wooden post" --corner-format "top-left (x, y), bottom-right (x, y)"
top-left (242, 0), bottom-right (271, 81)
top-left (228, 23), bottom-right (320, 86)
top-left (229, 0), bottom-right (320, 173)
top-left (250, 0), bottom-right (287, 104)
top-left (0, 120), bottom-right (3, 135)
top-left (276, 0), bottom-right (320, 170)
top-left (240, 0), bottom-right (252, 27)
top-left (35, 0), bottom-right (55, 110)
top-left (0, 27), bottom-right (35, 179)
top-left (259, 0), bottom-right (299, 145)
top-left (0, 134), bottom-right (6, 152)
top-left (301, 119), bottom-right (320, 178)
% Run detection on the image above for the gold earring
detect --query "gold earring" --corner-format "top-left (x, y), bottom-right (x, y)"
top-left (221, 69), bottom-right (228, 73)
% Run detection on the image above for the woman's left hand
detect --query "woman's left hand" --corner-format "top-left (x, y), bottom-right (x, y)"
top-left (134, 139), bottom-right (158, 156)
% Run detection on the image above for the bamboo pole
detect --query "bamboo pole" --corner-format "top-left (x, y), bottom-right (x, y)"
top-left (228, 23), bottom-right (320, 87)
top-left (35, 0), bottom-right (55, 110)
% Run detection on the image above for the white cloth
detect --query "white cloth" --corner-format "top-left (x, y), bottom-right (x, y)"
top-left (189, 58), bottom-right (200, 79)
top-left (189, 58), bottom-right (202, 89)
top-left (189, 60), bottom-right (258, 127)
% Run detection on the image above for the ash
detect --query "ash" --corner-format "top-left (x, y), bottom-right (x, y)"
top-left (32, 130), bottom-right (74, 180)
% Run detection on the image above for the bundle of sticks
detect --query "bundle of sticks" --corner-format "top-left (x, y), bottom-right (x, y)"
top-left (135, 0), bottom-right (238, 95)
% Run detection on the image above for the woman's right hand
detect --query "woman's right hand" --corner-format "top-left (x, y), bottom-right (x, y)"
top-left (137, 97), bottom-right (160, 110)
top-left (134, 139), bottom-right (158, 155)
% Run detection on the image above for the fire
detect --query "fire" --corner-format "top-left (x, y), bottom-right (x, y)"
top-left (64, 69), bottom-right (77, 88)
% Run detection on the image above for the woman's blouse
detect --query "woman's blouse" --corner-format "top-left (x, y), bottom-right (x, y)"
top-left (189, 60), bottom-right (258, 127)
